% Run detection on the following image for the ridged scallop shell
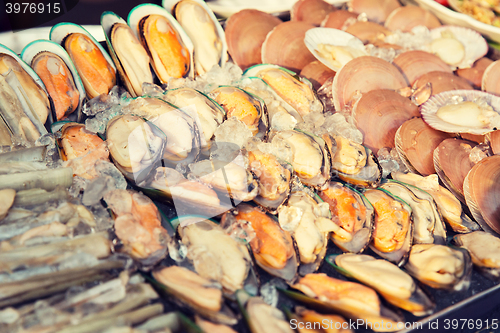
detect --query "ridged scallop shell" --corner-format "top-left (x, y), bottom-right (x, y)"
top-left (304, 27), bottom-right (366, 72)
top-left (384, 5), bottom-right (441, 32)
top-left (488, 130), bottom-right (500, 155)
top-left (224, 9), bottom-right (282, 70)
top-left (349, 0), bottom-right (401, 23)
top-left (261, 21), bottom-right (316, 73)
top-left (464, 155), bottom-right (500, 234)
top-left (482, 60), bottom-right (500, 96)
top-left (457, 57), bottom-right (493, 89)
top-left (413, 71), bottom-right (473, 97)
top-left (430, 26), bottom-right (488, 70)
top-left (321, 10), bottom-right (357, 30)
top-left (434, 138), bottom-right (477, 204)
top-left (332, 56), bottom-right (408, 112)
top-left (420, 90), bottom-right (500, 135)
top-left (352, 89), bottom-right (419, 154)
top-left (291, 0), bottom-right (336, 26)
top-left (344, 21), bottom-right (392, 44)
top-left (393, 51), bottom-right (452, 85)
top-left (300, 60), bottom-right (336, 90)
top-left (395, 117), bottom-right (454, 176)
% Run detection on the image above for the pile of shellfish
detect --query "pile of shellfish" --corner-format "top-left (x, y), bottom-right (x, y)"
top-left (1, 0), bottom-right (500, 331)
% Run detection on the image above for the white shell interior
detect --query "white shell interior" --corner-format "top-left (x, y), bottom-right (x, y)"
top-left (429, 25), bottom-right (488, 70)
top-left (421, 90), bottom-right (500, 135)
top-left (304, 27), bottom-right (366, 72)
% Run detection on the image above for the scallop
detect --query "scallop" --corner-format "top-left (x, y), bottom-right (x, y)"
top-left (384, 5), bottom-right (441, 32)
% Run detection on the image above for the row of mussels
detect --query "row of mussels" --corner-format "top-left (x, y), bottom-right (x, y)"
top-left (1, 0), bottom-right (500, 332)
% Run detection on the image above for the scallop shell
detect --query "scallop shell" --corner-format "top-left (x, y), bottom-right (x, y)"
top-left (395, 117), bottom-right (454, 176)
top-left (352, 89), bottom-right (419, 154)
top-left (304, 27), bottom-right (366, 72)
top-left (321, 10), bottom-right (357, 30)
top-left (224, 9), bottom-right (282, 70)
top-left (457, 57), bottom-right (493, 89)
top-left (384, 5), bottom-right (441, 32)
top-left (463, 155), bottom-right (500, 234)
top-left (344, 21), bottom-right (392, 44)
top-left (261, 21), bottom-right (316, 73)
top-left (434, 138), bottom-right (477, 204)
top-left (291, 0), bottom-right (336, 26)
top-left (488, 130), bottom-right (500, 155)
top-left (393, 51), bottom-right (452, 85)
top-left (430, 26), bottom-right (488, 70)
top-left (420, 90), bottom-right (500, 135)
top-left (413, 71), bottom-right (474, 97)
top-left (482, 60), bottom-right (500, 96)
top-left (299, 60), bottom-right (336, 90)
top-left (349, 0), bottom-right (401, 24)
top-left (332, 56), bottom-right (408, 111)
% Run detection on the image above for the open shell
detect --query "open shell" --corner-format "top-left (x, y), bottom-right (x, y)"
top-left (332, 56), bottom-right (408, 112)
top-left (395, 117), bottom-right (454, 176)
top-left (101, 11), bottom-right (153, 97)
top-left (21, 40), bottom-right (85, 122)
top-left (463, 155), bottom-right (500, 234)
top-left (352, 89), bottom-right (419, 154)
top-left (392, 50), bottom-right (452, 85)
top-left (421, 90), bottom-right (500, 135)
top-left (50, 22), bottom-right (117, 99)
top-left (304, 27), bottom-right (366, 72)
top-left (384, 5), bottom-right (441, 32)
top-left (261, 21), bottom-right (317, 73)
top-left (434, 138), bottom-right (477, 204)
top-left (127, 3), bottom-right (194, 81)
top-left (164, 0), bottom-right (228, 75)
top-left (224, 9), bottom-right (282, 70)
top-left (429, 26), bottom-right (488, 70)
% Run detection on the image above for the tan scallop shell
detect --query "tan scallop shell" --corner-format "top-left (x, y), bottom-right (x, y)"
top-left (225, 9), bottom-right (282, 70)
top-left (413, 71), bottom-right (473, 97)
top-left (345, 21), bottom-right (392, 44)
top-left (300, 60), bottom-right (336, 90)
top-left (482, 59), bottom-right (500, 96)
top-left (349, 0), bottom-right (401, 23)
top-left (321, 10), bottom-right (357, 30)
top-left (393, 51), bottom-right (452, 85)
top-left (332, 56), bottom-right (408, 111)
top-left (384, 6), bottom-right (441, 32)
top-left (261, 21), bottom-right (316, 73)
top-left (456, 57), bottom-right (493, 89)
top-left (487, 130), bottom-right (500, 155)
top-left (352, 89), bottom-right (419, 154)
top-left (291, 0), bottom-right (336, 26)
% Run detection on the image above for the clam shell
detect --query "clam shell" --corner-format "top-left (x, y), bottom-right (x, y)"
top-left (395, 117), bottom-right (454, 176)
top-left (332, 56), bottom-right (407, 111)
top-left (21, 40), bottom-right (85, 121)
top-left (299, 60), bottom-right (335, 90)
top-left (384, 5), bottom-right (441, 32)
top-left (349, 0), bottom-right (401, 23)
top-left (413, 71), bottom-right (473, 98)
top-left (420, 90), bottom-right (500, 135)
top-left (291, 0), bottom-right (336, 26)
top-left (463, 155), bottom-right (500, 234)
top-left (433, 138), bottom-right (477, 204)
top-left (352, 89), bottom-right (419, 154)
top-left (224, 9), bottom-right (282, 70)
top-left (344, 21), bottom-right (392, 44)
top-left (393, 51), bottom-right (452, 85)
top-left (321, 10), bottom-right (357, 30)
top-left (482, 59), bottom-right (500, 96)
top-left (304, 27), bottom-right (366, 72)
top-left (488, 130), bottom-right (500, 155)
top-left (261, 21), bottom-right (317, 73)
top-left (430, 26), bottom-right (488, 70)
top-left (457, 57), bottom-right (493, 89)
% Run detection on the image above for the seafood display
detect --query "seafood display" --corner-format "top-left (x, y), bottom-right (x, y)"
top-left (3, 0), bottom-right (500, 331)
